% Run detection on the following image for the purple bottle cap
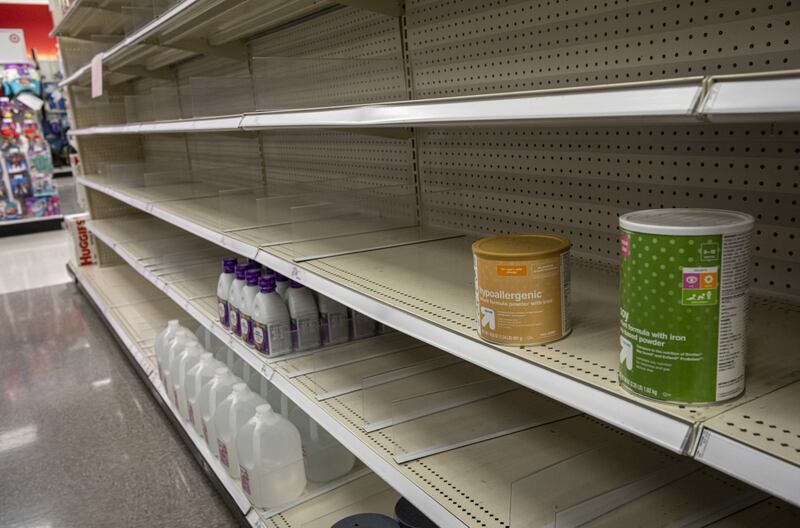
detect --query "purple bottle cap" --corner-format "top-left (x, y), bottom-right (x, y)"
top-left (235, 264), bottom-right (248, 280)
top-left (289, 280), bottom-right (303, 288)
top-left (222, 257), bottom-right (237, 273)
top-left (259, 275), bottom-right (276, 293)
top-left (245, 269), bottom-right (260, 286)
top-left (275, 272), bottom-right (288, 282)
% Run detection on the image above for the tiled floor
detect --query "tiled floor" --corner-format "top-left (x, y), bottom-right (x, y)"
top-left (0, 212), bottom-right (239, 526)
top-left (0, 282), bottom-right (240, 528)
top-left (0, 230), bottom-right (73, 294)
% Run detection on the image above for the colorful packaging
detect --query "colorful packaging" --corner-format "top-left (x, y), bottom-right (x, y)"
top-left (3, 64), bottom-right (41, 96)
top-left (472, 234), bottom-right (571, 345)
top-left (618, 209), bottom-right (754, 404)
top-left (24, 195), bottom-right (60, 218)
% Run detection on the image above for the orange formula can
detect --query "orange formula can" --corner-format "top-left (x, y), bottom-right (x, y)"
top-left (472, 234), bottom-right (571, 346)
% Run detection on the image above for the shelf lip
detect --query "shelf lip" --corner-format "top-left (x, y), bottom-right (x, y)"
top-left (700, 70), bottom-right (800, 122)
top-left (64, 72), bottom-right (800, 132)
top-left (694, 429), bottom-right (800, 507)
top-left (85, 219), bottom-right (470, 528)
top-left (241, 78), bottom-right (704, 129)
top-left (77, 175), bottom-right (694, 455)
top-left (71, 115), bottom-right (244, 135)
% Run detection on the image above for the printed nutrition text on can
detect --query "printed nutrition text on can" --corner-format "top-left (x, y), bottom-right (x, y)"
top-left (618, 209), bottom-right (754, 404)
top-left (472, 234), bottom-right (571, 346)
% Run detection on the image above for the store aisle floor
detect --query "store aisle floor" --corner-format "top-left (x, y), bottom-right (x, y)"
top-left (0, 230), bottom-right (72, 295)
top-left (0, 282), bottom-right (239, 528)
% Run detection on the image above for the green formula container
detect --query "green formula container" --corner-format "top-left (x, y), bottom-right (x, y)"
top-left (618, 209), bottom-right (754, 404)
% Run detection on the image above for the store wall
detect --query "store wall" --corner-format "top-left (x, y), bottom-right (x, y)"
top-left (0, 2), bottom-right (57, 60)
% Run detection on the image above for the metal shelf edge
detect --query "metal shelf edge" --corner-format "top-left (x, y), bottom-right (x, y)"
top-left (694, 429), bottom-right (800, 507)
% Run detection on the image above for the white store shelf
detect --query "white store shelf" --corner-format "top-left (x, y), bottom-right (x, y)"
top-left (67, 72), bottom-right (800, 135)
top-left (79, 178), bottom-right (800, 507)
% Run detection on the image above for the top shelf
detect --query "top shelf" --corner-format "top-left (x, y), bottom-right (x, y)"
top-left (68, 72), bottom-right (800, 136)
top-left (57, 0), bottom-right (404, 87)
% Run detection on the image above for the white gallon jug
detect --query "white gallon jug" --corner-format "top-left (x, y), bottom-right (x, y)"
top-left (237, 403), bottom-right (306, 507)
top-left (156, 320), bottom-right (181, 387)
top-left (199, 366), bottom-right (239, 455)
top-left (215, 383), bottom-right (266, 478)
top-left (184, 352), bottom-right (221, 432)
top-left (170, 341), bottom-right (204, 418)
top-left (290, 405), bottom-right (355, 483)
top-left (162, 330), bottom-right (197, 398)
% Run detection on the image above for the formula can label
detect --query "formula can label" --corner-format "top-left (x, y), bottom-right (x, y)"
top-left (473, 253), bottom-right (570, 345)
top-left (618, 230), bottom-right (750, 403)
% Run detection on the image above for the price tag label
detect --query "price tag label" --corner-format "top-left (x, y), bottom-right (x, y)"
top-left (91, 53), bottom-right (103, 98)
top-left (259, 362), bottom-right (273, 380)
top-left (695, 429), bottom-right (711, 457)
top-left (290, 266), bottom-right (304, 282)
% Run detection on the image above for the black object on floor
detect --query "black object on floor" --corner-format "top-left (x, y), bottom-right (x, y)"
top-left (332, 513), bottom-right (400, 528)
top-left (395, 497), bottom-right (439, 528)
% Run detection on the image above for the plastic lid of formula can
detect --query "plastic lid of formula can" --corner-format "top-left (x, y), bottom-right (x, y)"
top-left (619, 208), bottom-right (754, 236)
top-left (472, 234), bottom-right (571, 260)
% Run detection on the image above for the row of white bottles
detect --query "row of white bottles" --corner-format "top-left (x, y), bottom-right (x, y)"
top-left (217, 258), bottom-right (383, 358)
top-left (155, 322), bottom-right (355, 508)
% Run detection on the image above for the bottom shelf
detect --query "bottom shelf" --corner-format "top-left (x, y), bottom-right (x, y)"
top-left (70, 260), bottom-right (800, 528)
top-left (68, 262), bottom-right (402, 528)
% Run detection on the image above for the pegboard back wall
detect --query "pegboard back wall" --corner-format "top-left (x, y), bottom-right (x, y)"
top-left (76, 136), bottom-right (144, 176)
top-left (184, 133), bottom-right (264, 187)
top-left (417, 122), bottom-right (799, 300)
top-left (261, 130), bottom-right (414, 188)
top-left (404, 0), bottom-right (800, 97)
top-left (249, 7), bottom-right (407, 109)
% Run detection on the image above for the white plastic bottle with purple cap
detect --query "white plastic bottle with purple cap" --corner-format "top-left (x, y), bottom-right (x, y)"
top-left (286, 280), bottom-right (321, 351)
top-left (227, 263), bottom-right (248, 337)
top-left (217, 258), bottom-right (238, 329)
top-left (274, 272), bottom-right (290, 300)
top-left (239, 269), bottom-right (261, 347)
top-left (252, 275), bottom-right (292, 357)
